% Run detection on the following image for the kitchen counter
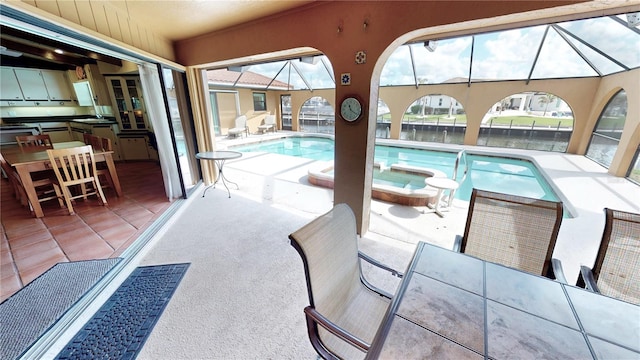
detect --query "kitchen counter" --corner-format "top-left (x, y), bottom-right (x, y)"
top-left (0, 123), bottom-right (40, 145)
top-left (1, 116), bottom-right (117, 125)
top-left (70, 118), bottom-right (117, 125)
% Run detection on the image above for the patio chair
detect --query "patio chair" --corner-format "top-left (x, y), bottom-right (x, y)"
top-left (453, 188), bottom-right (566, 281)
top-left (289, 203), bottom-right (403, 360)
top-left (258, 114), bottom-right (276, 134)
top-left (577, 208), bottom-right (640, 305)
top-left (16, 134), bottom-right (53, 152)
top-left (228, 115), bottom-right (248, 138)
top-left (47, 145), bottom-right (107, 215)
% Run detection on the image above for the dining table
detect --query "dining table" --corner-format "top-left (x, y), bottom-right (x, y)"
top-left (365, 242), bottom-right (640, 359)
top-left (1, 141), bottom-right (122, 218)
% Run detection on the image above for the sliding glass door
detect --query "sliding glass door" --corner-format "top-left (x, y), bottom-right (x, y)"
top-left (160, 66), bottom-right (200, 196)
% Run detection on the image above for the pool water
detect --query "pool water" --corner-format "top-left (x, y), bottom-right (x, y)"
top-left (323, 167), bottom-right (429, 190)
top-left (232, 136), bottom-right (559, 202)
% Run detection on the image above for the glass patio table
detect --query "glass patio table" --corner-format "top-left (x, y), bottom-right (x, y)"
top-left (196, 151), bottom-right (242, 198)
top-left (366, 242), bottom-right (640, 359)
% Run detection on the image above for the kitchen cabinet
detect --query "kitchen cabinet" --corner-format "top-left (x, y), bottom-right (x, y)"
top-left (73, 81), bottom-right (95, 106)
top-left (83, 64), bottom-right (110, 106)
top-left (41, 70), bottom-right (73, 101)
top-left (106, 76), bottom-right (149, 130)
top-left (91, 124), bottom-right (121, 161)
top-left (14, 68), bottom-right (50, 101)
top-left (119, 136), bottom-right (149, 160)
top-left (0, 67), bottom-right (24, 101)
top-left (1, 67), bottom-right (73, 105)
top-left (70, 122), bottom-right (92, 141)
top-left (39, 122), bottom-right (72, 142)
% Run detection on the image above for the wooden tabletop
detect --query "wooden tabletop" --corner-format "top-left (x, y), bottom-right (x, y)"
top-left (1, 141), bottom-right (100, 165)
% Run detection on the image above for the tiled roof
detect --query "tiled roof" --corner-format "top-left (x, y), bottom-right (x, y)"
top-left (207, 69), bottom-right (290, 89)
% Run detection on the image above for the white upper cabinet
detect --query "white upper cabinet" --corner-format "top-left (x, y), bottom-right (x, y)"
top-left (1, 67), bottom-right (74, 104)
top-left (0, 67), bottom-right (24, 101)
top-left (14, 68), bottom-right (49, 100)
top-left (41, 70), bottom-right (73, 101)
top-left (73, 81), bottom-right (95, 106)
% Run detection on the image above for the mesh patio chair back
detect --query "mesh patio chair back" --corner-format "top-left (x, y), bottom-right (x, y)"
top-left (16, 134), bottom-right (53, 152)
top-left (582, 208), bottom-right (640, 305)
top-left (289, 204), bottom-right (391, 360)
top-left (47, 145), bottom-right (107, 215)
top-left (459, 189), bottom-right (563, 277)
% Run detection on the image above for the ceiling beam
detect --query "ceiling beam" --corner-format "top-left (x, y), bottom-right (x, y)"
top-left (1, 26), bottom-right (122, 67)
top-left (1, 38), bottom-right (91, 67)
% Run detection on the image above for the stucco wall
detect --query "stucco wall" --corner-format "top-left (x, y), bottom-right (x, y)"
top-left (175, 0), bottom-right (623, 232)
top-left (585, 69), bottom-right (640, 176)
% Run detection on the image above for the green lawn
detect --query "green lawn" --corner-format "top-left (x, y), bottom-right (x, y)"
top-left (396, 114), bottom-right (574, 128)
top-left (485, 116), bottom-right (573, 128)
top-left (383, 114), bottom-right (627, 131)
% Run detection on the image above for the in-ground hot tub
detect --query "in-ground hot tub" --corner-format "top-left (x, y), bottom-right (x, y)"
top-left (308, 161), bottom-right (448, 206)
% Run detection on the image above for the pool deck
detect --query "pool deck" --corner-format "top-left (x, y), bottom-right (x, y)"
top-left (36, 131), bottom-right (639, 359)
top-left (217, 132), bottom-right (640, 284)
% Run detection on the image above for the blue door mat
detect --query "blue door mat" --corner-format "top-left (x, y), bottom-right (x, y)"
top-left (0, 258), bottom-right (122, 360)
top-left (55, 263), bottom-right (190, 360)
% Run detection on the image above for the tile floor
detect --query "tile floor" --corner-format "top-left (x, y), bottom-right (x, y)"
top-left (0, 161), bottom-right (171, 302)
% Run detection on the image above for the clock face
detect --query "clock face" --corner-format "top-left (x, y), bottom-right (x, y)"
top-left (340, 97), bottom-right (362, 122)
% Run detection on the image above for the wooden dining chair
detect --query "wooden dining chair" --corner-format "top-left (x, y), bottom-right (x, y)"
top-left (88, 135), bottom-right (115, 191)
top-left (46, 145), bottom-right (107, 215)
top-left (98, 137), bottom-right (115, 191)
top-left (453, 188), bottom-right (566, 281)
top-left (0, 153), bottom-right (24, 202)
top-left (577, 208), bottom-right (640, 305)
top-left (16, 134), bottom-right (54, 152)
top-left (0, 153), bottom-right (63, 211)
top-left (83, 133), bottom-right (93, 146)
top-left (289, 203), bottom-right (403, 360)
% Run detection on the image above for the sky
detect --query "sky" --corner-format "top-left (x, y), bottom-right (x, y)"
top-left (245, 14), bottom-right (637, 111)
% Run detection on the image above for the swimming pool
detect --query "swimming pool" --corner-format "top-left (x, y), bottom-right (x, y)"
top-left (231, 136), bottom-right (559, 202)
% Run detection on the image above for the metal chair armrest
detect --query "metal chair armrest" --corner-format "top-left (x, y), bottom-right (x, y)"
top-left (453, 235), bottom-right (463, 252)
top-left (579, 265), bottom-right (600, 293)
top-left (358, 251), bottom-right (404, 299)
top-left (358, 251), bottom-right (403, 278)
top-left (550, 258), bottom-right (568, 284)
top-left (304, 306), bottom-right (369, 353)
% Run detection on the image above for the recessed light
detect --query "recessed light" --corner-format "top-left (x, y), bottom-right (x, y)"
top-left (54, 49), bottom-right (64, 54)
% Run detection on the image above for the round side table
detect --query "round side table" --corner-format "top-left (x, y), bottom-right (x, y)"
top-left (196, 151), bottom-right (242, 198)
top-left (424, 177), bottom-right (459, 217)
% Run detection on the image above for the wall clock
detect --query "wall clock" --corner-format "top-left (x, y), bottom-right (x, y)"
top-left (75, 66), bottom-right (86, 80)
top-left (340, 96), bottom-right (363, 123)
